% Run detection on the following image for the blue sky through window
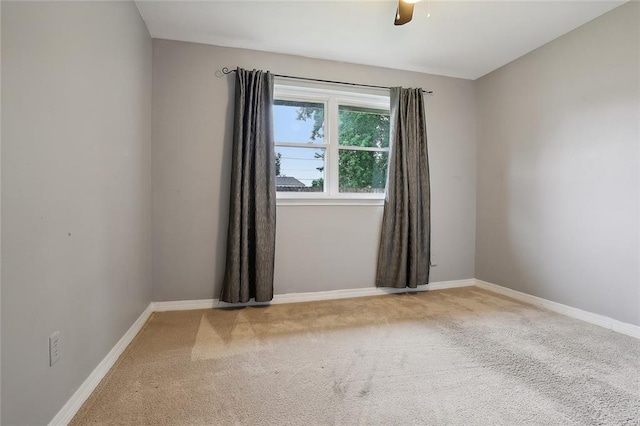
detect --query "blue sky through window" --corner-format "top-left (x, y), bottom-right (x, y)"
top-left (273, 103), bottom-right (324, 187)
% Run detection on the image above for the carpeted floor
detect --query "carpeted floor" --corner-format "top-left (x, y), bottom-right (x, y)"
top-left (71, 287), bottom-right (640, 425)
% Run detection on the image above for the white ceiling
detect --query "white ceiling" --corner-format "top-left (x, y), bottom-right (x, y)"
top-left (135, 0), bottom-right (626, 80)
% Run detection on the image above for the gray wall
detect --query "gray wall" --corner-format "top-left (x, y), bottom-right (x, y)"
top-left (0, 1), bottom-right (3, 421)
top-left (152, 40), bottom-right (477, 301)
top-left (1, 2), bottom-right (152, 424)
top-left (475, 2), bottom-right (639, 326)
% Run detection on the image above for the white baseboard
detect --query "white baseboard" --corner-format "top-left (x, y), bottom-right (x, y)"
top-left (475, 279), bottom-right (640, 339)
top-left (152, 298), bottom-right (216, 311)
top-left (152, 278), bottom-right (476, 311)
top-left (48, 303), bottom-right (154, 426)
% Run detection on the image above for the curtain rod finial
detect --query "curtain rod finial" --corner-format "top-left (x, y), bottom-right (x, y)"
top-left (216, 67), bottom-right (234, 78)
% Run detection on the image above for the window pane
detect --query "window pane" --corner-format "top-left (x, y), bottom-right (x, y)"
top-left (338, 149), bottom-right (388, 193)
top-left (274, 100), bottom-right (324, 144)
top-left (275, 146), bottom-right (325, 192)
top-left (338, 105), bottom-right (390, 148)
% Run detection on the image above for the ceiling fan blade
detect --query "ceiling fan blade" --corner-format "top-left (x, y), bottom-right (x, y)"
top-left (394, 0), bottom-right (415, 26)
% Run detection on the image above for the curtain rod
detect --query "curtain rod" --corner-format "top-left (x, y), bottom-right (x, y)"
top-left (218, 67), bottom-right (434, 95)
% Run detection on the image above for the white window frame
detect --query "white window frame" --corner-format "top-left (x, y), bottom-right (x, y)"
top-left (274, 83), bottom-right (390, 206)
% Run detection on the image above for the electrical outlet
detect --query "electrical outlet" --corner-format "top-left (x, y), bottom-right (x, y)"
top-left (430, 253), bottom-right (438, 267)
top-left (49, 331), bottom-right (61, 366)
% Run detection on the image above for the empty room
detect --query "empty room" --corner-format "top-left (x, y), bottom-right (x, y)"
top-left (1, 0), bottom-right (639, 424)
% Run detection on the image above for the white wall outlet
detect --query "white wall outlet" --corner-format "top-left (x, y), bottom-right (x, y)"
top-left (49, 331), bottom-right (61, 366)
top-left (430, 253), bottom-right (438, 267)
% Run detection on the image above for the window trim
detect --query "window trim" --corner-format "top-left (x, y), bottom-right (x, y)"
top-left (273, 83), bottom-right (390, 205)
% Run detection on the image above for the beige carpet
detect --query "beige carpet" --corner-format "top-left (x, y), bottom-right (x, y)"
top-left (71, 287), bottom-right (640, 425)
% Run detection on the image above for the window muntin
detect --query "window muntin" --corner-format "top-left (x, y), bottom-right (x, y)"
top-left (274, 84), bottom-right (390, 202)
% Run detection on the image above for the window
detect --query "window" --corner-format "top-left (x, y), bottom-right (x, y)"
top-left (273, 84), bottom-right (390, 204)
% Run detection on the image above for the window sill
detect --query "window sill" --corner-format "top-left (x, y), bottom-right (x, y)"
top-left (276, 197), bottom-right (385, 206)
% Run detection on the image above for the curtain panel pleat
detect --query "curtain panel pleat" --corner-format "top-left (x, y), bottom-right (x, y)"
top-left (376, 87), bottom-right (431, 288)
top-left (220, 68), bottom-right (276, 303)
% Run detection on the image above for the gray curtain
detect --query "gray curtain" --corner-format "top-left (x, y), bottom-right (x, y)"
top-left (220, 68), bottom-right (276, 303)
top-left (376, 87), bottom-right (430, 288)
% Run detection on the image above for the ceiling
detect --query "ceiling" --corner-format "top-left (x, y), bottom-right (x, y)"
top-left (135, 0), bottom-right (626, 80)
